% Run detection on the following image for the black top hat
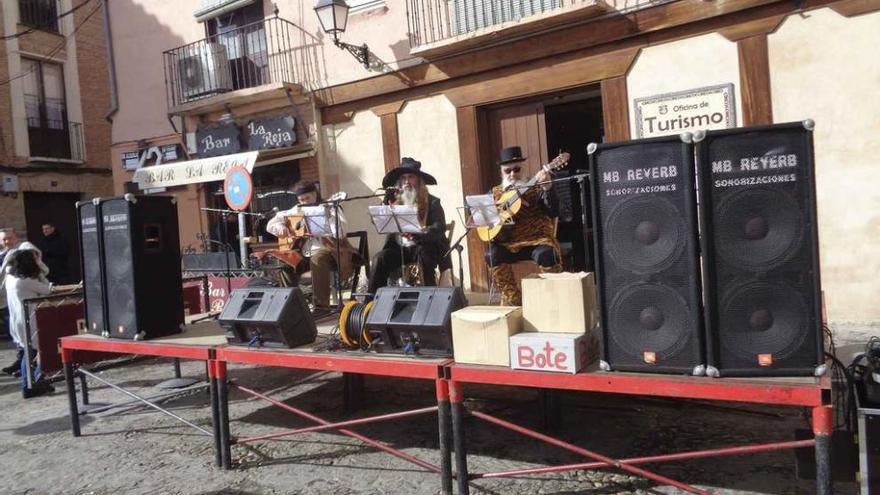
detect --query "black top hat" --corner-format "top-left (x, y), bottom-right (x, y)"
top-left (497, 146), bottom-right (526, 165)
top-left (382, 157), bottom-right (438, 188)
top-left (292, 181), bottom-right (318, 196)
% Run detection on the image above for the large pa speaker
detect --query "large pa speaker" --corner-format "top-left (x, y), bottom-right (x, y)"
top-left (365, 287), bottom-right (465, 357)
top-left (77, 195), bottom-right (184, 340)
top-left (696, 121), bottom-right (824, 377)
top-left (589, 134), bottom-right (705, 374)
top-left (219, 287), bottom-right (316, 348)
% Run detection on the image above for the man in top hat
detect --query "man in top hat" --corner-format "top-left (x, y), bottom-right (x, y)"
top-left (368, 157), bottom-right (451, 293)
top-left (266, 181), bottom-right (358, 315)
top-left (486, 146), bottom-right (561, 306)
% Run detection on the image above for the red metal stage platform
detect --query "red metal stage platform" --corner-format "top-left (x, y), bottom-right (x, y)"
top-left (212, 344), bottom-right (455, 493)
top-left (60, 318), bottom-right (228, 466)
top-left (446, 363), bottom-right (833, 495)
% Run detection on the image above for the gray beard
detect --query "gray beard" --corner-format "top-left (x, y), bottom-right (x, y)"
top-left (399, 186), bottom-right (418, 206)
top-left (502, 177), bottom-right (528, 190)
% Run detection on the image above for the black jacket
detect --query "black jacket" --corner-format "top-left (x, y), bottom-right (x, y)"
top-left (37, 232), bottom-right (70, 284)
top-left (382, 194), bottom-right (449, 264)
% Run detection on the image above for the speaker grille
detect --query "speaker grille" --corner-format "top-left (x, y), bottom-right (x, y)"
top-left (590, 137), bottom-right (704, 373)
top-left (698, 122), bottom-right (822, 376)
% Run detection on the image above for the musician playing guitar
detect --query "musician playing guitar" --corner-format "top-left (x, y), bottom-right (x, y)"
top-left (485, 146), bottom-right (566, 306)
top-left (266, 181), bottom-right (357, 316)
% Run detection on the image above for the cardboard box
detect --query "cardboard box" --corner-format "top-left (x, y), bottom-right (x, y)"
top-left (522, 272), bottom-right (597, 334)
top-left (451, 306), bottom-right (523, 366)
top-left (509, 332), bottom-right (599, 374)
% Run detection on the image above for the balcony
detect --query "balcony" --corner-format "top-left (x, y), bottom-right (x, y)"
top-left (406, 0), bottom-right (673, 56)
top-left (27, 118), bottom-right (85, 162)
top-left (163, 17), bottom-right (306, 114)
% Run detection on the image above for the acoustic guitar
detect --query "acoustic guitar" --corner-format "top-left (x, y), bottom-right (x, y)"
top-left (476, 152), bottom-right (570, 242)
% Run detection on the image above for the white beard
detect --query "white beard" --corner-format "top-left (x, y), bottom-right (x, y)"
top-left (502, 177), bottom-right (528, 190)
top-left (399, 185), bottom-right (418, 206)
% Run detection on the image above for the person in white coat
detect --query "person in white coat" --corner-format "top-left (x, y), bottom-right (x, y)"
top-left (4, 248), bottom-right (54, 397)
top-left (1, 240), bottom-right (49, 377)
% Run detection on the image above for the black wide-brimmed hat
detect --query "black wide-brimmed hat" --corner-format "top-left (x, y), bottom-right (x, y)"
top-left (497, 146), bottom-right (526, 165)
top-left (382, 157), bottom-right (437, 188)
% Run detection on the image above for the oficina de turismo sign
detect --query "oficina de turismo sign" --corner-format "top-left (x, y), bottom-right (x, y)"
top-left (633, 83), bottom-right (737, 138)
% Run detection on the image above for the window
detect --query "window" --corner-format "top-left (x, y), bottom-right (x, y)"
top-left (347, 0), bottom-right (386, 14)
top-left (18, 0), bottom-right (60, 33)
top-left (205, 2), bottom-right (267, 90)
top-left (452, 0), bottom-right (562, 35)
top-left (22, 58), bottom-right (71, 159)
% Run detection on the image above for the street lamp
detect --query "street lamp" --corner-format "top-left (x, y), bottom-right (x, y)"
top-left (314, 0), bottom-right (371, 69)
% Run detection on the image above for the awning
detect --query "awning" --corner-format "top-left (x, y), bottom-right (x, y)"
top-left (131, 147), bottom-right (314, 190)
top-left (193, 0), bottom-right (257, 22)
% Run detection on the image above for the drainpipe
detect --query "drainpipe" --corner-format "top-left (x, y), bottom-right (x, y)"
top-left (102, 0), bottom-right (119, 123)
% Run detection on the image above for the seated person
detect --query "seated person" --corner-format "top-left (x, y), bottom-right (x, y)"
top-left (266, 181), bottom-right (358, 314)
top-left (368, 157), bottom-right (450, 292)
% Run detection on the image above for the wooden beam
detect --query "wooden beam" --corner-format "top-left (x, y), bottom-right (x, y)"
top-left (737, 35), bottom-right (773, 125)
top-left (829, 0), bottom-right (880, 16)
top-left (718, 14), bottom-right (786, 41)
top-left (371, 101), bottom-right (407, 117)
top-left (314, 0), bottom-right (790, 108)
top-left (600, 77), bottom-right (631, 142)
top-left (457, 105), bottom-right (490, 292)
top-left (379, 113), bottom-right (400, 173)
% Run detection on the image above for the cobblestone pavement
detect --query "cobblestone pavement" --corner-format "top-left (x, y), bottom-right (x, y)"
top-left (0, 323), bottom-right (870, 495)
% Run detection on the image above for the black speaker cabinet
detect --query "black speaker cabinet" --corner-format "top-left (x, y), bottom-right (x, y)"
top-left (365, 287), bottom-right (465, 357)
top-left (696, 121), bottom-right (824, 377)
top-left (589, 134), bottom-right (705, 375)
top-left (219, 287), bottom-right (316, 348)
top-left (77, 194), bottom-right (184, 340)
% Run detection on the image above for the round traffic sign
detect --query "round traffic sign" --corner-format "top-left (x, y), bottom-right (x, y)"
top-left (224, 166), bottom-right (253, 211)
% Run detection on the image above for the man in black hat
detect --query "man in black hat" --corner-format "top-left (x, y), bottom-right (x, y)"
top-left (266, 181), bottom-right (358, 314)
top-left (368, 157), bottom-right (450, 292)
top-left (486, 146), bottom-right (561, 306)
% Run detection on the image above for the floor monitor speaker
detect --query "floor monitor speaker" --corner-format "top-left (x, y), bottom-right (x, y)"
top-left (220, 287), bottom-right (316, 348)
top-left (365, 287), bottom-right (465, 357)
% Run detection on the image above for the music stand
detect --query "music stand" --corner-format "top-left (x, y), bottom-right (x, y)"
top-left (368, 205), bottom-right (424, 287)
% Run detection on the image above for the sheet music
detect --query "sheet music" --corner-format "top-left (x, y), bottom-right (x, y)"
top-left (301, 206), bottom-right (334, 237)
top-left (368, 205), bottom-right (423, 234)
top-left (465, 194), bottom-right (502, 227)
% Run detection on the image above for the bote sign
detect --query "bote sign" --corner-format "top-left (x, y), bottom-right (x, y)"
top-left (633, 83), bottom-right (737, 138)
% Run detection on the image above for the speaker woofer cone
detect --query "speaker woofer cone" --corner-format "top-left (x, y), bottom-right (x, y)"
top-left (719, 280), bottom-right (809, 361)
top-left (605, 195), bottom-right (685, 275)
top-left (608, 283), bottom-right (693, 360)
top-left (715, 188), bottom-right (803, 272)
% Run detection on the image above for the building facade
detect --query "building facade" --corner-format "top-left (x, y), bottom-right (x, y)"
top-left (0, 0), bottom-right (113, 281)
top-left (107, 0), bottom-right (880, 325)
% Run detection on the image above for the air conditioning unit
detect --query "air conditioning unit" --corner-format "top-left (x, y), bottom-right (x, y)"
top-left (177, 42), bottom-right (233, 103)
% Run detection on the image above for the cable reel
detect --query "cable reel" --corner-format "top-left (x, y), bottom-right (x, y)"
top-left (338, 300), bottom-right (375, 349)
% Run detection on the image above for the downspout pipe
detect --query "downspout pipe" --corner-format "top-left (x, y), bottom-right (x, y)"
top-left (102, 0), bottom-right (119, 123)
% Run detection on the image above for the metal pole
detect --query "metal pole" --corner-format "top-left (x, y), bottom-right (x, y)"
top-left (173, 358), bottom-right (182, 379)
top-left (437, 380), bottom-right (453, 495)
top-left (63, 357), bottom-right (81, 437)
top-left (216, 361), bottom-right (232, 469)
top-left (449, 381), bottom-right (469, 495)
top-left (576, 174), bottom-right (592, 270)
top-left (208, 360), bottom-right (222, 468)
top-left (78, 372), bottom-right (89, 405)
top-left (237, 211), bottom-right (247, 269)
top-left (813, 405), bottom-right (833, 495)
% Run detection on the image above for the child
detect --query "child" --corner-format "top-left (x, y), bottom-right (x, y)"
top-left (4, 248), bottom-right (53, 398)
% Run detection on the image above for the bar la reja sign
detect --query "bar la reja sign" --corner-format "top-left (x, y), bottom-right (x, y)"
top-left (132, 151), bottom-right (258, 189)
top-left (633, 83), bottom-right (737, 138)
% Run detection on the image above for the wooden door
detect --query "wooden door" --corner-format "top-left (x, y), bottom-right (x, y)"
top-left (484, 101), bottom-right (550, 286)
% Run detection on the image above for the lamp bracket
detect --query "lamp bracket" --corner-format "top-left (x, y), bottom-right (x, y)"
top-left (334, 38), bottom-right (370, 69)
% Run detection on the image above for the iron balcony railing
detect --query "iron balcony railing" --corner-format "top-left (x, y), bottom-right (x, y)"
top-left (163, 16), bottom-right (303, 109)
top-left (18, 0), bottom-right (60, 33)
top-left (27, 118), bottom-right (85, 161)
top-left (406, 0), bottom-right (674, 48)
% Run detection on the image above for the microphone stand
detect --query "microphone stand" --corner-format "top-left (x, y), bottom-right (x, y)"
top-left (318, 191), bottom-right (385, 310)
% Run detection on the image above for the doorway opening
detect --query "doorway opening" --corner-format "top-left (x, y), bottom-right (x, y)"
top-left (23, 191), bottom-right (82, 284)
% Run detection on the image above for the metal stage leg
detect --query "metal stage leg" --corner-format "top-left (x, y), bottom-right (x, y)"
top-left (813, 405), bottom-right (833, 495)
top-left (216, 360), bottom-right (232, 470)
top-left (62, 349), bottom-right (80, 437)
top-left (437, 380), bottom-right (453, 495)
top-left (157, 358), bottom-right (199, 390)
top-left (539, 389), bottom-right (561, 432)
top-left (450, 381), bottom-right (469, 495)
top-left (209, 360), bottom-right (222, 468)
top-left (78, 372), bottom-right (90, 406)
top-left (343, 372), bottom-right (365, 415)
